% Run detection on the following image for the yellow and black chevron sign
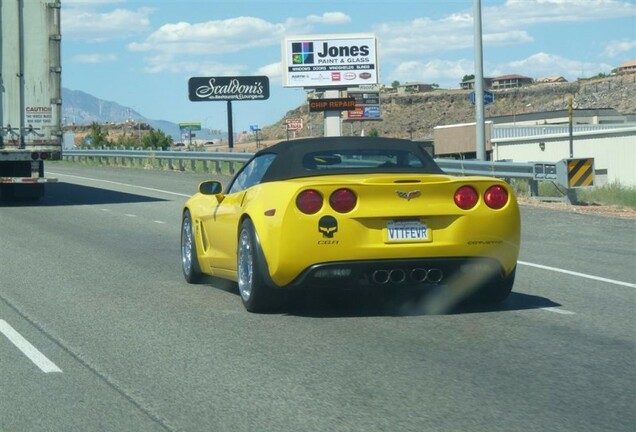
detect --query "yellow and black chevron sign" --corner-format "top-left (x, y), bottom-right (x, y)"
top-left (567, 158), bottom-right (594, 188)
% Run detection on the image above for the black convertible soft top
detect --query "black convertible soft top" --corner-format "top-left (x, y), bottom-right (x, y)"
top-left (251, 136), bottom-right (444, 183)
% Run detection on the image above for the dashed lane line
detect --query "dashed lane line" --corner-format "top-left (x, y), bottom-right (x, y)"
top-left (0, 319), bottom-right (62, 373)
top-left (48, 172), bottom-right (191, 198)
top-left (519, 261), bottom-right (635, 288)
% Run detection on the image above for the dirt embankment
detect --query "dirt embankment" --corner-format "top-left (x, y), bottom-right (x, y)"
top-left (260, 75), bottom-right (636, 141)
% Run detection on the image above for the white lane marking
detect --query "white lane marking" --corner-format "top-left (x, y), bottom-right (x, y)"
top-left (48, 172), bottom-right (191, 198)
top-left (153, 220), bottom-right (166, 224)
top-left (101, 208), bottom-right (112, 213)
top-left (519, 261), bottom-right (636, 288)
top-left (125, 214), bottom-right (137, 218)
top-left (541, 307), bottom-right (576, 315)
top-left (0, 319), bottom-right (62, 373)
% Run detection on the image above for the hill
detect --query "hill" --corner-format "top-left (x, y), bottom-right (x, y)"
top-left (259, 75), bottom-right (636, 141)
top-left (62, 88), bottom-right (181, 139)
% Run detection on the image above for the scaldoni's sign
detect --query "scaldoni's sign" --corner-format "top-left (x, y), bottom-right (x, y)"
top-left (188, 76), bottom-right (270, 102)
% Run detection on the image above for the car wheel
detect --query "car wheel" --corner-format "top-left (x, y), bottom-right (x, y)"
top-left (480, 266), bottom-right (516, 304)
top-left (237, 219), bottom-right (274, 313)
top-left (181, 210), bottom-right (203, 283)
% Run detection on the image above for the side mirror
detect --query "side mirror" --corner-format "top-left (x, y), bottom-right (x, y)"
top-left (199, 181), bottom-right (223, 195)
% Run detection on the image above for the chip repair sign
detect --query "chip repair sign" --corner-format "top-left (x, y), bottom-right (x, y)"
top-left (282, 33), bottom-right (378, 88)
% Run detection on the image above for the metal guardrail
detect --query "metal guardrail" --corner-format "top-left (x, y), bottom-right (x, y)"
top-left (63, 148), bottom-right (252, 175)
top-left (62, 148), bottom-right (589, 202)
top-left (63, 148), bottom-right (536, 177)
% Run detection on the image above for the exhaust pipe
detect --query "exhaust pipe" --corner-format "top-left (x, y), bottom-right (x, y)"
top-left (389, 269), bottom-right (406, 283)
top-left (427, 268), bottom-right (443, 283)
top-left (410, 268), bottom-right (428, 282)
top-left (372, 270), bottom-right (390, 284)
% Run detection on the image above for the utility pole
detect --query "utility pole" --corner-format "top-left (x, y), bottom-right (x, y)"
top-left (473, 0), bottom-right (487, 161)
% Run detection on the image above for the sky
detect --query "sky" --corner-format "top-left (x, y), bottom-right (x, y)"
top-left (62, 0), bottom-right (636, 133)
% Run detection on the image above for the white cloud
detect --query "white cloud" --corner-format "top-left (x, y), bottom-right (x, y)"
top-left (488, 0), bottom-right (636, 27)
top-left (306, 12), bottom-right (351, 25)
top-left (62, 7), bottom-right (153, 41)
top-left (602, 40), bottom-right (636, 58)
top-left (284, 12), bottom-right (352, 34)
top-left (497, 52), bottom-right (615, 79)
top-left (141, 54), bottom-right (247, 75)
top-left (391, 59), bottom-right (475, 87)
top-left (72, 53), bottom-right (117, 64)
top-left (129, 17), bottom-right (285, 57)
top-left (375, 0), bottom-right (634, 60)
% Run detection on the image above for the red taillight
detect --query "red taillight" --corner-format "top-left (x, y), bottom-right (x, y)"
top-left (454, 186), bottom-right (479, 210)
top-left (484, 185), bottom-right (509, 209)
top-left (329, 188), bottom-right (357, 213)
top-left (31, 152), bottom-right (40, 160)
top-left (40, 152), bottom-right (50, 160)
top-left (296, 189), bottom-right (323, 214)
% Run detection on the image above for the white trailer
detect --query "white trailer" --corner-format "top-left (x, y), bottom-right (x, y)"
top-left (0, 0), bottom-right (62, 200)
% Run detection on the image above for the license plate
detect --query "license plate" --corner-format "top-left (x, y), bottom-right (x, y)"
top-left (386, 220), bottom-right (430, 242)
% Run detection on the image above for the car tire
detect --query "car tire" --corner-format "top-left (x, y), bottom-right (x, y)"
top-left (480, 266), bottom-right (516, 304)
top-left (237, 219), bottom-right (275, 313)
top-left (181, 210), bottom-right (203, 283)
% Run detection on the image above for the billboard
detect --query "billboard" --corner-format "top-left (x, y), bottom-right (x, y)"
top-left (282, 34), bottom-right (378, 88)
top-left (188, 76), bottom-right (270, 101)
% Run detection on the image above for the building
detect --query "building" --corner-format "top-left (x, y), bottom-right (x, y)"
top-left (460, 78), bottom-right (493, 90)
top-left (490, 74), bottom-right (534, 89)
top-left (536, 76), bottom-right (568, 84)
top-left (615, 60), bottom-right (636, 75)
top-left (397, 82), bottom-right (434, 95)
top-left (433, 109), bottom-right (636, 186)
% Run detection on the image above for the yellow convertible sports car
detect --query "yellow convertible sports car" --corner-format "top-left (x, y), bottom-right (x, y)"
top-left (181, 137), bottom-right (520, 312)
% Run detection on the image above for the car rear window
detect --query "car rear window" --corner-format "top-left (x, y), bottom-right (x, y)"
top-left (302, 149), bottom-right (426, 171)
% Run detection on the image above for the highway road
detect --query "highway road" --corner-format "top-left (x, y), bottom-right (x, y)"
top-left (1, 163), bottom-right (634, 432)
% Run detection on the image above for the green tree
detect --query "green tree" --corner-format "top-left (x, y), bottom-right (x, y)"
top-left (462, 74), bottom-right (475, 82)
top-left (368, 128), bottom-right (379, 137)
top-left (391, 80), bottom-right (400, 88)
top-left (141, 128), bottom-right (173, 150)
top-left (87, 122), bottom-right (109, 147)
top-left (114, 134), bottom-right (138, 149)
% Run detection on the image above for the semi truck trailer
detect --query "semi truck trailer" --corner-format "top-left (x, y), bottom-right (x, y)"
top-left (0, 0), bottom-right (62, 200)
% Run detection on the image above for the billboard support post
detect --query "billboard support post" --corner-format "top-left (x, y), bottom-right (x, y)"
top-left (227, 100), bottom-right (233, 150)
top-left (323, 89), bottom-right (342, 137)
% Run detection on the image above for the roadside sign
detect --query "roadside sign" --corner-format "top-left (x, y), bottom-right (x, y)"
top-left (282, 34), bottom-right (378, 88)
top-left (286, 118), bottom-right (303, 131)
top-left (179, 122), bottom-right (201, 131)
top-left (188, 76), bottom-right (270, 101)
top-left (469, 90), bottom-right (495, 105)
top-left (309, 98), bottom-right (356, 112)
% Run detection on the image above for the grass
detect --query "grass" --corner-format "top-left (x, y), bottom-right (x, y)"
top-left (511, 179), bottom-right (636, 209)
top-left (576, 182), bottom-right (636, 208)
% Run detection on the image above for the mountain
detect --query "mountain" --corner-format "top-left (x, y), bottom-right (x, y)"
top-left (62, 88), bottom-right (181, 139)
top-left (64, 74), bottom-right (636, 145)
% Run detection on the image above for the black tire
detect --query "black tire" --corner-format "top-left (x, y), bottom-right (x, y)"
top-left (480, 266), bottom-right (516, 304)
top-left (237, 219), bottom-right (275, 313)
top-left (181, 210), bottom-right (203, 283)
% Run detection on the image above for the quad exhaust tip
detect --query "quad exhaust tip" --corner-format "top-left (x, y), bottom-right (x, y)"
top-left (371, 268), bottom-right (443, 284)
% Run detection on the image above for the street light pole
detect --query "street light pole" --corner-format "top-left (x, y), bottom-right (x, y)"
top-left (473, 0), bottom-right (487, 161)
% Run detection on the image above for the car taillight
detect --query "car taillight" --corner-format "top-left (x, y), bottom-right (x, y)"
top-left (329, 188), bottom-right (357, 213)
top-left (484, 185), bottom-right (508, 209)
top-left (296, 189), bottom-right (323, 214)
top-left (454, 186), bottom-right (479, 210)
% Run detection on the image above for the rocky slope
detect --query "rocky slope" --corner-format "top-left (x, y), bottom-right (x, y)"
top-left (260, 75), bottom-right (636, 141)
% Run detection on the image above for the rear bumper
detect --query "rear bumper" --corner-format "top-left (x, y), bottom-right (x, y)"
top-left (274, 256), bottom-right (507, 290)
